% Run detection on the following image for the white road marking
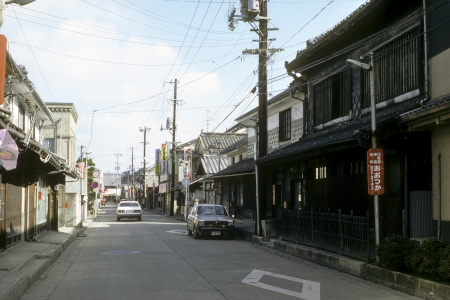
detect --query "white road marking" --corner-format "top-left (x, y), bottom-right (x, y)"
top-left (99, 251), bottom-right (141, 255)
top-left (242, 269), bottom-right (320, 300)
top-left (167, 230), bottom-right (188, 235)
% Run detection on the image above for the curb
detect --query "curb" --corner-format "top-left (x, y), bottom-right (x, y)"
top-left (363, 265), bottom-right (450, 300)
top-left (242, 232), bottom-right (450, 300)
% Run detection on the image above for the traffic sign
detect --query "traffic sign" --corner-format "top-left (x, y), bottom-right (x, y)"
top-left (92, 181), bottom-right (99, 189)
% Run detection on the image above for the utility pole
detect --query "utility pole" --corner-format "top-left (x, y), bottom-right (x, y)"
top-left (258, 0), bottom-right (268, 158)
top-left (140, 126), bottom-right (150, 208)
top-left (114, 153), bottom-right (122, 201)
top-left (170, 79), bottom-right (178, 217)
top-left (131, 147), bottom-right (135, 201)
top-left (257, 0), bottom-right (268, 239)
top-left (228, 0), bottom-right (282, 236)
top-left (79, 145), bottom-right (85, 226)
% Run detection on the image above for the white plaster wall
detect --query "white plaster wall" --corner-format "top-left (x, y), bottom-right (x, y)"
top-left (430, 49), bottom-right (450, 99)
top-left (292, 102), bottom-right (303, 121)
top-left (268, 113), bottom-right (278, 131)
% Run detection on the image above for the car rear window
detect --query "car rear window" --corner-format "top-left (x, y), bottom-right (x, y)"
top-left (197, 206), bottom-right (228, 216)
top-left (119, 202), bottom-right (140, 207)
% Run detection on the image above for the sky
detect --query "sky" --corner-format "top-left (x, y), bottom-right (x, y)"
top-left (0, 0), bottom-right (368, 174)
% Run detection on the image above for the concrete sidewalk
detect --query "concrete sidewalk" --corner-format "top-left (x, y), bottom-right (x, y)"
top-left (0, 219), bottom-right (93, 300)
top-left (232, 219), bottom-right (450, 300)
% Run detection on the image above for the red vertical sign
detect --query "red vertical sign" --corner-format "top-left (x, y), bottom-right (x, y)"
top-left (0, 35), bottom-right (7, 105)
top-left (367, 149), bottom-right (385, 195)
top-left (78, 161), bottom-right (86, 179)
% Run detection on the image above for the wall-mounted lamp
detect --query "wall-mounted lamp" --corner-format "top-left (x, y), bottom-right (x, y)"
top-left (345, 59), bottom-right (371, 70)
top-left (5, 0), bottom-right (35, 5)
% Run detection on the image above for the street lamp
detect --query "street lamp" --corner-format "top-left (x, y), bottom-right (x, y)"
top-left (346, 53), bottom-right (381, 253)
top-left (1, 0), bottom-right (36, 28)
top-left (6, 0), bottom-right (35, 4)
top-left (140, 126), bottom-right (150, 208)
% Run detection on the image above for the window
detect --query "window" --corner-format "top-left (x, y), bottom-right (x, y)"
top-left (279, 108), bottom-right (291, 142)
top-left (18, 105), bottom-right (25, 130)
top-left (314, 69), bottom-right (352, 125)
top-left (315, 166), bottom-right (327, 179)
top-left (363, 28), bottom-right (422, 107)
top-left (43, 138), bottom-right (56, 152)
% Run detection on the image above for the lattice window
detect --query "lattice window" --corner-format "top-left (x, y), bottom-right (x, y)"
top-left (279, 108), bottom-right (291, 142)
top-left (314, 69), bottom-right (352, 125)
top-left (363, 28), bottom-right (422, 107)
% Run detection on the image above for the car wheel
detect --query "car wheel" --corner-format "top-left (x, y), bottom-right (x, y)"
top-left (228, 230), bottom-right (234, 240)
top-left (187, 225), bottom-right (192, 236)
top-left (193, 226), bottom-right (199, 239)
top-left (117, 217), bottom-right (120, 221)
top-left (138, 216), bottom-right (141, 221)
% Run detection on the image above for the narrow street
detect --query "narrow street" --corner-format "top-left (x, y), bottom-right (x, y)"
top-left (22, 205), bottom-right (420, 300)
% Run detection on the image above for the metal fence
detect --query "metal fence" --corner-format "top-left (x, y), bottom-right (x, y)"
top-left (281, 209), bottom-right (371, 261)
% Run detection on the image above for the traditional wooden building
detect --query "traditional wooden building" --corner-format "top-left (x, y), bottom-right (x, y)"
top-left (253, 0), bottom-right (450, 261)
top-left (1, 49), bottom-right (76, 250)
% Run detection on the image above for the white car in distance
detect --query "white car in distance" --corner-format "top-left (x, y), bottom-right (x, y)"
top-left (117, 201), bottom-right (142, 221)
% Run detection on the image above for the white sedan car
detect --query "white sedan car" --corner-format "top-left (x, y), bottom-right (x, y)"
top-left (116, 201), bottom-right (142, 221)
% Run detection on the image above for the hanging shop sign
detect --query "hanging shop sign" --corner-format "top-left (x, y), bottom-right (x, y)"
top-left (78, 161), bottom-right (86, 179)
top-left (0, 35), bottom-right (7, 105)
top-left (155, 149), bottom-right (161, 175)
top-left (161, 144), bottom-right (168, 161)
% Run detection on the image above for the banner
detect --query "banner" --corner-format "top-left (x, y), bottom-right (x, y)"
top-left (0, 35), bottom-right (7, 105)
top-left (161, 144), bottom-right (168, 161)
top-left (155, 149), bottom-right (161, 175)
top-left (0, 129), bottom-right (18, 171)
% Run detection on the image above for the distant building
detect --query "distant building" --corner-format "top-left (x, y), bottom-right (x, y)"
top-left (103, 172), bottom-right (122, 201)
top-left (42, 102), bottom-right (79, 226)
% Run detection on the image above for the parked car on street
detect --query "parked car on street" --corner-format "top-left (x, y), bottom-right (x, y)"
top-left (116, 201), bottom-right (142, 221)
top-left (101, 198), bottom-right (107, 206)
top-left (187, 204), bottom-right (234, 239)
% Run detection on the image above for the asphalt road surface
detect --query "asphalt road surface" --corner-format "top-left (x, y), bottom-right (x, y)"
top-left (21, 204), bottom-right (421, 300)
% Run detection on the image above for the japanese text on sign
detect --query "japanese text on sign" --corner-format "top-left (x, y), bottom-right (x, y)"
top-left (155, 149), bottom-right (161, 175)
top-left (78, 161), bottom-right (86, 179)
top-left (161, 144), bottom-right (168, 161)
top-left (367, 148), bottom-right (385, 195)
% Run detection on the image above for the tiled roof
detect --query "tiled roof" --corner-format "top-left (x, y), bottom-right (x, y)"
top-left (197, 132), bottom-right (246, 153)
top-left (221, 136), bottom-right (248, 154)
top-left (210, 158), bottom-right (255, 179)
top-left (200, 155), bottom-right (228, 175)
